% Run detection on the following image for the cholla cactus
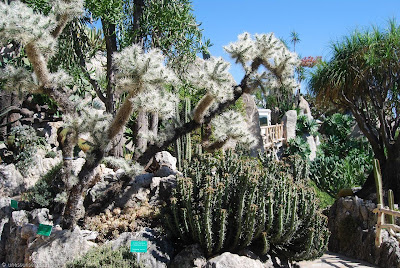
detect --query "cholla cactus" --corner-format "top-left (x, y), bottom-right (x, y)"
top-left (224, 32), bottom-right (300, 93)
top-left (113, 45), bottom-right (177, 95)
top-left (210, 110), bottom-right (257, 149)
top-left (186, 57), bottom-right (235, 123)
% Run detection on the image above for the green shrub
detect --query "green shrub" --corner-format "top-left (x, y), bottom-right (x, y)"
top-left (296, 115), bottom-right (319, 136)
top-left (45, 150), bottom-right (57, 158)
top-left (23, 162), bottom-right (64, 209)
top-left (66, 245), bottom-right (142, 268)
top-left (7, 125), bottom-right (46, 175)
top-left (310, 113), bottom-right (373, 197)
top-left (285, 136), bottom-right (311, 159)
top-left (310, 151), bottom-right (372, 197)
top-left (165, 151), bottom-right (329, 261)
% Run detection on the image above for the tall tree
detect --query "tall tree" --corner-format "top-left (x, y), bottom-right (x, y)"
top-left (309, 21), bottom-right (400, 201)
top-left (0, 1), bottom-right (299, 229)
top-left (290, 30), bottom-right (300, 52)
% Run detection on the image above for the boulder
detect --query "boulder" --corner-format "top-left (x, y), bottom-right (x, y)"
top-left (47, 121), bottom-right (64, 147)
top-left (170, 244), bottom-right (206, 268)
top-left (298, 95), bottom-right (313, 119)
top-left (204, 252), bottom-right (266, 268)
top-left (25, 227), bottom-right (96, 267)
top-left (305, 134), bottom-right (317, 161)
top-left (0, 164), bottom-right (25, 197)
top-left (110, 228), bottom-right (174, 268)
top-left (150, 175), bottom-right (177, 204)
top-left (4, 207), bottom-right (95, 267)
top-left (0, 198), bottom-right (11, 262)
top-left (155, 151), bottom-right (177, 172)
top-left (24, 148), bottom-right (60, 184)
top-left (114, 173), bottom-right (154, 208)
top-left (282, 110), bottom-right (297, 142)
top-left (329, 196), bottom-right (400, 267)
top-left (241, 93), bottom-right (264, 156)
top-left (5, 210), bottom-right (30, 264)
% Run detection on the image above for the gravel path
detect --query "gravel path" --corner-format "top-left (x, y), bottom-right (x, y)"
top-left (297, 252), bottom-right (377, 267)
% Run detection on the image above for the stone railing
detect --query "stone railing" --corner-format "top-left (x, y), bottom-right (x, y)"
top-left (260, 123), bottom-right (285, 148)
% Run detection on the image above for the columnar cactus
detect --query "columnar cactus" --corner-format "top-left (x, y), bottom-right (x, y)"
top-left (165, 151), bottom-right (329, 260)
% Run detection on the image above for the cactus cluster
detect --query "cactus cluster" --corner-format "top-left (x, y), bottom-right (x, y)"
top-left (165, 151), bottom-right (329, 260)
top-left (175, 97), bottom-right (192, 170)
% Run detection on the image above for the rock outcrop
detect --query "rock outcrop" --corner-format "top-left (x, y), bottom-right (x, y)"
top-left (329, 196), bottom-right (400, 267)
top-left (282, 110), bottom-right (297, 142)
top-left (110, 228), bottom-right (174, 268)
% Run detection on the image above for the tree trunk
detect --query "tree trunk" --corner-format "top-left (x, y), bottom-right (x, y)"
top-left (62, 148), bottom-right (104, 229)
top-left (0, 91), bottom-right (22, 140)
top-left (149, 112), bottom-right (158, 140)
top-left (135, 109), bottom-right (148, 157)
top-left (102, 20), bottom-right (122, 157)
top-left (356, 155), bottom-right (400, 203)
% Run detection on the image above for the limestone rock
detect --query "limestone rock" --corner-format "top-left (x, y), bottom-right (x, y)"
top-left (204, 252), bottom-right (266, 268)
top-left (5, 210), bottom-right (29, 264)
top-left (306, 134), bottom-right (317, 161)
top-left (110, 228), bottom-right (174, 268)
top-left (155, 151), bottom-right (177, 171)
top-left (170, 244), bottom-right (206, 268)
top-left (25, 227), bottom-right (96, 267)
top-left (24, 148), bottom-right (60, 184)
top-left (282, 110), bottom-right (297, 142)
top-left (0, 198), bottom-right (11, 262)
top-left (150, 175), bottom-right (177, 204)
top-left (298, 95), bottom-right (313, 119)
top-left (242, 93), bottom-right (264, 156)
top-left (30, 208), bottom-right (53, 225)
top-left (0, 163), bottom-right (25, 197)
top-left (328, 196), bottom-right (400, 267)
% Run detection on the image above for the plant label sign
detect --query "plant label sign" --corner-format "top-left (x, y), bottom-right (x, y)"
top-left (10, 200), bottom-right (18, 209)
top-left (37, 224), bottom-right (53, 236)
top-left (130, 241), bottom-right (148, 253)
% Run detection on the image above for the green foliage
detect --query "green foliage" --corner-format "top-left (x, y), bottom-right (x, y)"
top-left (66, 245), bottom-right (142, 268)
top-left (165, 151), bottom-right (329, 261)
top-left (310, 113), bottom-right (373, 197)
top-left (45, 150), bottom-right (57, 158)
top-left (296, 115), bottom-right (318, 136)
top-left (7, 125), bottom-right (46, 175)
top-left (285, 136), bottom-right (311, 159)
top-left (121, 0), bottom-right (210, 68)
top-left (85, 0), bottom-right (124, 24)
top-left (23, 162), bottom-right (64, 209)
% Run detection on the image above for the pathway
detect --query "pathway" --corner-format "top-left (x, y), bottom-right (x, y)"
top-left (297, 252), bottom-right (377, 268)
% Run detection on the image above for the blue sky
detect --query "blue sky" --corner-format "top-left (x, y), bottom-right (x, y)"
top-left (192, 0), bottom-right (400, 91)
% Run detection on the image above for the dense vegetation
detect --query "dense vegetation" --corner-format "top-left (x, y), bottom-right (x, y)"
top-left (165, 151), bottom-right (329, 260)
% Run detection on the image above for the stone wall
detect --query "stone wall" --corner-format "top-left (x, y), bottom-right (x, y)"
top-left (328, 196), bottom-right (400, 267)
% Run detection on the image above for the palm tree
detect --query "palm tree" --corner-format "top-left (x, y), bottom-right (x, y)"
top-left (309, 21), bottom-right (400, 201)
top-left (290, 31), bottom-right (300, 52)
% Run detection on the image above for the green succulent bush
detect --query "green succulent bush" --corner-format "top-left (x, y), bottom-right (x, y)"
top-left (310, 113), bottom-right (373, 197)
top-left (296, 115), bottom-right (319, 136)
top-left (285, 136), bottom-right (311, 159)
top-left (23, 162), bottom-right (65, 211)
top-left (164, 151), bottom-right (329, 260)
top-left (6, 125), bottom-right (46, 175)
top-left (66, 245), bottom-right (142, 268)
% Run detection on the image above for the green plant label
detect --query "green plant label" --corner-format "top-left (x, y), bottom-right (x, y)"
top-left (130, 241), bottom-right (148, 253)
top-left (10, 200), bottom-right (18, 209)
top-left (37, 224), bottom-right (52, 236)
